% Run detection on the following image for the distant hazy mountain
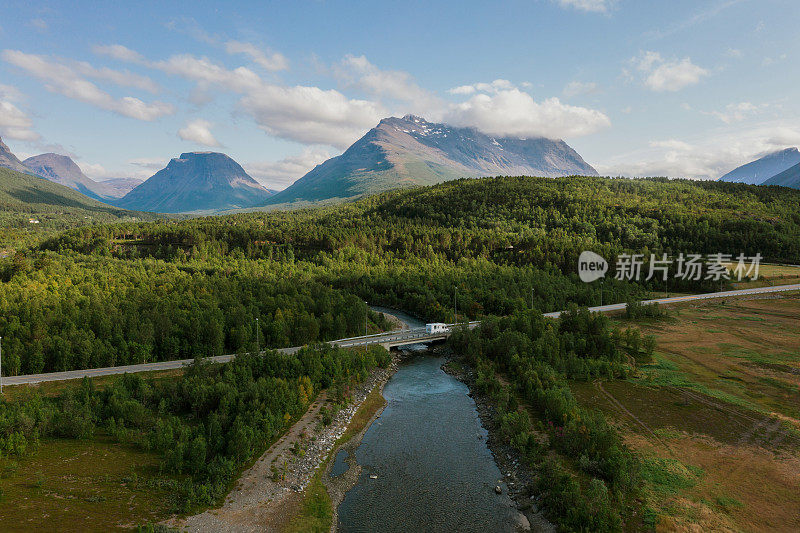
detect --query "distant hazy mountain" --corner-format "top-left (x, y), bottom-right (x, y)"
top-left (0, 136), bottom-right (35, 174)
top-left (718, 148), bottom-right (800, 185)
top-left (99, 177), bottom-right (143, 198)
top-left (23, 152), bottom-right (113, 201)
top-left (266, 115), bottom-right (598, 205)
top-left (763, 162), bottom-right (800, 189)
top-left (117, 151), bottom-right (274, 213)
top-left (0, 165), bottom-right (133, 216)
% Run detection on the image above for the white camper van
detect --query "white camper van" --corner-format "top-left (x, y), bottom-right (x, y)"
top-left (425, 323), bottom-right (449, 334)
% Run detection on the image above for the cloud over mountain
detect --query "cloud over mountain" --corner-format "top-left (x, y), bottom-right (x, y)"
top-left (178, 119), bottom-right (221, 147)
top-left (445, 87), bottom-right (610, 139)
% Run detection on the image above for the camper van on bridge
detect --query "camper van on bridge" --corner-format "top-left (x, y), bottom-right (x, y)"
top-left (425, 323), bottom-right (449, 334)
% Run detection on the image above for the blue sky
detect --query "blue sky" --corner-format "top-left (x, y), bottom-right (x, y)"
top-left (0, 0), bottom-right (798, 189)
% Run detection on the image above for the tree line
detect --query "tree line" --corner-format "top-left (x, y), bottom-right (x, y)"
top-left (1, 174), bottom-right (796, 375)
top-left (0, 344), bottom-right (391, 511)
top-left (448, 306), bottom-right (659, 531)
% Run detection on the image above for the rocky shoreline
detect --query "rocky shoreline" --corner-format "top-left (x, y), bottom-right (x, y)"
top-left (437, 346), bottom-right (555, 533)
top-left (321, 354), bottom-right (398, 532)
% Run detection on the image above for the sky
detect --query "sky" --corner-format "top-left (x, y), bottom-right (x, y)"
top-left (0, 0), bottom-right (798, 189)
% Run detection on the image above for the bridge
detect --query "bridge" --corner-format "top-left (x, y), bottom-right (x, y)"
top-left (3, 283), bottom-right (798, 386)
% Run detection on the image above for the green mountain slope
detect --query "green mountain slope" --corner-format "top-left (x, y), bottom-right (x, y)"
top-left (265, 115), bottom-right (597, 206)
top-left (0, 166), bottom-right (157, 240)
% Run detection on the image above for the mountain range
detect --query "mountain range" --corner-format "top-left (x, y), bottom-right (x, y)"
top-left (718, 148), bottom-right (800, 186)
top-left (0, 137), bottom-right (35, 174)
top-left (22, 153), bottom-right (140, 201)
top-left (0, 138), bottom-right (142, 201)
top-left (0, 163), bottom-right (156, 225)
top-left (267, 115), bottom-right (598, 205)
top-left (763, 162), bottom-right (800, 189)
top-left (115, 151), bottom-right (274, 213)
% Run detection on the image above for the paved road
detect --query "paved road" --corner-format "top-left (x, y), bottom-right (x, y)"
top-left (4, 283), bottom-right (798, 386)
top-left (542, 283), bottom-right (800, 318)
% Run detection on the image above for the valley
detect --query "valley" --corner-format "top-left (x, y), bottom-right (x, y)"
top-left (0, 171), bottom-right (797, 531)
top-left (2, 3), bottom-right (799, 531)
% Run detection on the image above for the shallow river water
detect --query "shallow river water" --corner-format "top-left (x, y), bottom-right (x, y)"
top-left (336, 355), bottom-right (524, 532)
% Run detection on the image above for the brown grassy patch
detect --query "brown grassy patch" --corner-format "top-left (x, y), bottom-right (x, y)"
top-left (629, 432), bottom-right (800, 533)
top-left (0, 437), bottom-right (176, 532)
top-left (630, 295), bottom-right (800, 423)
top-left (581, 293), bottom-right (800, 531)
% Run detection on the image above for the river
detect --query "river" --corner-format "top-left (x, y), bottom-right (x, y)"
top-left (336, 354), bottom-right (526, 532)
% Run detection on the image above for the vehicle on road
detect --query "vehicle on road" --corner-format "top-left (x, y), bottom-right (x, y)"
top-left (425, 323), bottom-right (450, 334)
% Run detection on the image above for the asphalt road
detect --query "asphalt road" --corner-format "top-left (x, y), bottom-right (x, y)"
top-left (4, 283), bottom-right (798, 386)
top-left (542, 283), bottom-right (800, 318)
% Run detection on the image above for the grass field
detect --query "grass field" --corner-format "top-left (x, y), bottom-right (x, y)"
top-left (0, 370), bottom-right (189, 530)
top-left (0, 437), bottom-right (177, 531)
top-left (730, 263), bottom-right (800, 289)
top-left (573, 293), bottom-right (800, 531)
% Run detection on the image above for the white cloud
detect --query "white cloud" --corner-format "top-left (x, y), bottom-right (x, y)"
top-left (152, 54), bottom-right (263, 93)
top-left (245, 146), bottom-right (331, 189)
top-left (649, 139), bottom-right (693, 151)
top-left (702, 101), bottom-right (767, 124)
top-left (448, 85), bottom-right (476, 96)
top-left (178, 119), bottom-right (221, 147)
top-left (725, 48), bottom-right (743, 59)
top-left (96, 46), bottom-right (388, 148)
top-left (563, 81), bottom-right (599, 97)
top-left (240, 85), bottom-right (386, 148)
top-left (128, 157), bottom-right (167, 170)
top-left (0, 100), bottom-right (40, 141)
top-left (224, 40), bottom-right (288, 71)
top-left (762, 54), bottom-right (787, 66)
top-left (444, 88), bottom-right (610, 139)
top-left (554, 0), bottom-right (613, 13)
top-left (76, 161), bottom-right (108, 179)
top-left (0, 83), bottom-right (23, 102)
top-left (92, 44), bottom-right (147, 65)
top-left (630, 51), bottom-right (709, 92)
top-left (2, 50), bottom-right (173, 120)
top-left (334, 55), bottom-right (440, 115)
top-left (73, 61), bottom-right (159, 93)
top-left (447, 79), bottom-right (516, 96)
top-left (597, 121), bottom-right (800, 179)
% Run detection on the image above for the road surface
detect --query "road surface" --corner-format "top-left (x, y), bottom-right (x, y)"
top-left (3, 283), bottom-right (798, 386)
top-left (542, 283), bottom-right (800, 318)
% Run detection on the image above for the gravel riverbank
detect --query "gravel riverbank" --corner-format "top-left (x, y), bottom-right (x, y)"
top-left (321, 358), bottom-right (397, 532)
top-left (174, 357), bottom-right (399, 533)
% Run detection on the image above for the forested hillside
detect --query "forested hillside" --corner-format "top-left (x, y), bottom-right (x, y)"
top-left (0, 166), bottom-right (160, 252)
top-left (1, 175), bottom-right (798, 375)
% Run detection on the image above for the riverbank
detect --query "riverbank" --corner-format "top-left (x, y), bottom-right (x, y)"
top-left (319, 378), bottom-right (390, 532)
top-left (438, 347), bottom-right (555, 533)
top-left (175, 354), bottom-right (399, 532)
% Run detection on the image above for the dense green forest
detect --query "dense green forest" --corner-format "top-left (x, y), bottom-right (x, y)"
top-left (448, 306), bottom-right (655, 531)
top-left (2, 175), bottom-right (797, 375)
top-left (0, 174), bottom-right (798, 531)
top-left (0, 344), bottom-right (390, 511)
